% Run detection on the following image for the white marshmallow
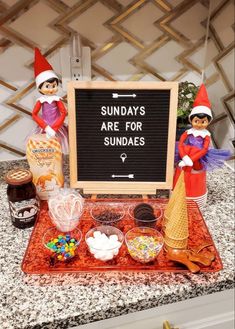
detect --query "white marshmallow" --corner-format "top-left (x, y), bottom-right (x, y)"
top-left (89, 247), bottom-right (96, 255)
top-left (86, 237), bottom-right (95, 246)
top-left (98, 235), bottom-right (109, 249)
top-left (99, 251), bottom-right (114, 261)
top-left (100, 233), bottom-right (109, 242)
top-left (112, 248), bottom-right (119, 256)
top-left (94, 251), bottom-right (106, 259)
top-left (109, 234), bottom-right (118, 242)
top-left (94, 242), bottom-right (105, 250)
top-left (93, 231), bottom-right (102, 239)
top-left (108, 239), bottom-right (121, 249)
top-left (102, 242), bottom-right (111, 250)
top-left (88, 231), bottom-right (122, 261)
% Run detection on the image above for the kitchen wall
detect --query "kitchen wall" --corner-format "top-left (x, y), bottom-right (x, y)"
top-left (0, 0), bottom-right (234, 160)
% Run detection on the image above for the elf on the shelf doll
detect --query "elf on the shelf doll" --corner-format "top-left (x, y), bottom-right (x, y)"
top-left (29, 47), bottom-right (68, 153)
top-left (174, 84), bottom-right (231, 206)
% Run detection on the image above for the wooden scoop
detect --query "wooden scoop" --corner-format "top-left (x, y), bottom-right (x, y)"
top-left (186, 250), bottom-right (212, 266)
top-left (192, 241), bottom-right (213, 252)
top-left (166, 248), bottom-right (200, 273)
top-left (190, 242), bottom-right (215, 262)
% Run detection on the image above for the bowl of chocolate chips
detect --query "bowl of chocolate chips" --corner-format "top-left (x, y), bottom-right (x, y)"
top-left (90, 203), bottom-right (125, 225)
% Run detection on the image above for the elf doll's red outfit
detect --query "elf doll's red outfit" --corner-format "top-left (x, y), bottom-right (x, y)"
top-left (28, 48), bottom-right (68, 153)
top-left (174, 84), bottom-right (231, 206)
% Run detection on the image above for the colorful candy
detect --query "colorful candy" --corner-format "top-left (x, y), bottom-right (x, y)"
top-left (46, 234), bottom-right (78, 261)
top-left (127, 235), bottom-right (161, 263)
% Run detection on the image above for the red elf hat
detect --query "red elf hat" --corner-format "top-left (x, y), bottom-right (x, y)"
top-left (34, 47), bottom-right (58, 88)
top-left (189, 84), bottom-right (212, 119)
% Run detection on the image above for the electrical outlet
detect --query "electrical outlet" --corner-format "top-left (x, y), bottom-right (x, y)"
top-left (71, 56), bottom-right (82, 81)
top-left (60, 45), bottom-right (91, 91)
top-left (71, 69), bottom-right (81, 81)
top-left (70, 56), bottom-right (81, 68)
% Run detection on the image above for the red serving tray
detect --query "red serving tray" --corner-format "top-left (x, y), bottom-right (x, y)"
top-left (21, 199), bottom-right (223, 274)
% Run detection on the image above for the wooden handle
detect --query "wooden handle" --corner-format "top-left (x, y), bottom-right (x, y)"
top-left (200, 250), bottom-right (215, 262)
top-left (187, 251), bottom-right (212, 266)
top-left (166, 250), bottom-right (200, 273)
top-left (193, 241), bottom-right (213, 253)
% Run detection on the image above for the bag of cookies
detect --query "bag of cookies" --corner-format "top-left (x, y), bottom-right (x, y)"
top-left (26, 134), bottom-right (64, 200)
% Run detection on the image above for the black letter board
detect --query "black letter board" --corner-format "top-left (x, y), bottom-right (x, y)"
top-left (68, 81), bottom-right (178, 194)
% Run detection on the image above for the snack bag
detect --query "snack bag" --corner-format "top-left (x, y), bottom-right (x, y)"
top-left (26, 134), bottom-right (64, 200)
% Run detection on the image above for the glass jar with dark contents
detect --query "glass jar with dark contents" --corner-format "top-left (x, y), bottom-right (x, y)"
top-left (5, 169), bottom-right (40, 229)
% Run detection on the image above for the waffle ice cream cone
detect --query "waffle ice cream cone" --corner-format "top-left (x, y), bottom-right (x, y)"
top-left (164, 171), bottom-right (189, 249)
top-left (163, 171), bottom-right (184, 229)
top-left (164, 235), bottom-right (188, 249)
top-left (163, 190), bottom-right (177, 228)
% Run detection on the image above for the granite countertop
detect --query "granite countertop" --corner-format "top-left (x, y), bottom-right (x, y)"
top-left (0, 159), bottom-right (234, 329)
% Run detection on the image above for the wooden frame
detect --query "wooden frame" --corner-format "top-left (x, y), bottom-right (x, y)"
top-left (68, 81), bottom-right (178, 194)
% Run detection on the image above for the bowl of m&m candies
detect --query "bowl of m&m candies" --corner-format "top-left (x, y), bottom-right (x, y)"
top-left (43, 227), bottom-right (82, 261)
top-left (125, 227), bottom-right (164, 263)
top-left (85, 226), bottom-right (124, 261)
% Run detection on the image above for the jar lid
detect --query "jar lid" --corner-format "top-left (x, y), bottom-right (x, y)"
top-left (5, 169), bottom-right (32, 185)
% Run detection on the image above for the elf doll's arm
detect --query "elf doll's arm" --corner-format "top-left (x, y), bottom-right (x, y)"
top-left (32, 100), bottom-right (47, 129)
top-left (51, 101), bottom-right (67, 131)
top-left (178, 131), bottom-right (189, 158)
top-left (190, 135), bottom-right (210, 162)
top-left (178, 131), bottom-right (195, 167)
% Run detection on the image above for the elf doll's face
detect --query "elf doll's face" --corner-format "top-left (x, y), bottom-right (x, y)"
top-left (191, 116), bottom-right (209, 130)
top-left (39, 80), bottom-right (58, 95)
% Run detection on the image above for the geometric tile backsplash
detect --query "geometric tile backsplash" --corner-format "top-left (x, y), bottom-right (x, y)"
top-left (0, 0), bottom-right (234, 160)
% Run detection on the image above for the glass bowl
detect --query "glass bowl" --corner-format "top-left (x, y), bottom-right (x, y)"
top-left (90, 203), bottom-right (125, 225)
top-left (48, 188), bottom-right (84, 232)
top-left (85, 225), bottom-right (124, 261)
top-left (43, 227), bottom-right (82, 261)
top-left (49, 210), bottom-right (82, 232)
top-left (128, 203), bottom-right (162, 228)
top-left (125, 227), bottom-right (164, 263)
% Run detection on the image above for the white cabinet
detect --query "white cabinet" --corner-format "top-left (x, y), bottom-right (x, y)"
top-left (73, 289), bottom-right (234, 329)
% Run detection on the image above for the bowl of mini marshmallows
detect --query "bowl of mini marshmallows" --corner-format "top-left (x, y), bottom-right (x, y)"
top-left (85, 226), bottom-right (124, 261)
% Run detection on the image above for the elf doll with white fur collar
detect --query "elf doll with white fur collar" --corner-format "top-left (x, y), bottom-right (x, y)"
top-left (176, 84), bottom-right (230, 171)
top-left (31, 48), bottom-right (68, 153)
top-left (174, 84), bottom-right (230, 204)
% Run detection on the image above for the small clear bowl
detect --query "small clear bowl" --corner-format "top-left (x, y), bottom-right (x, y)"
top-left (90, 203), bottom-right (125, 225)
top-left (48, 188), bottom-right (84, 232)
top-left (43, 227), bottom-right (82, 261)
top-left (128, 203), bottom-right (162, 228)
top-left (49, 210), bottom-right (82, 232)
top-left (125, 227), bottom-right (164, 263)
top-left (85, 225), bottom-right (124, 262)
